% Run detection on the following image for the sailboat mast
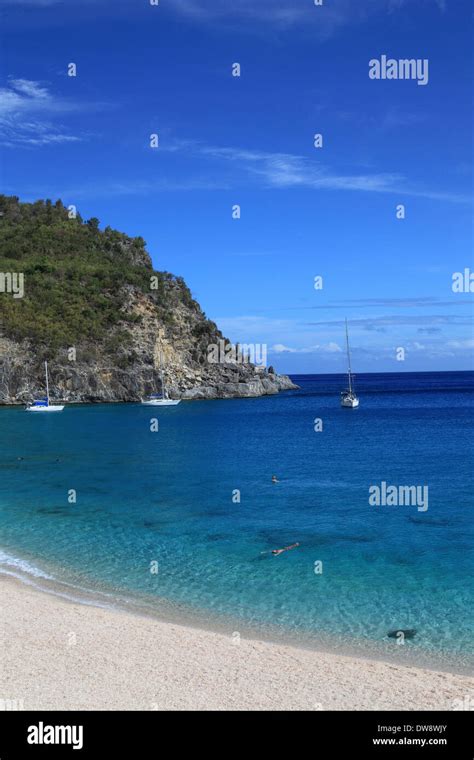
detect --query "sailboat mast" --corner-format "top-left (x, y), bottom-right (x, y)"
top-left (45, 360), bottom-right (50, 403)
top-left (160, 351), bottom-right (166, 399)
top-left (345, 319), bottom-right (353, 394)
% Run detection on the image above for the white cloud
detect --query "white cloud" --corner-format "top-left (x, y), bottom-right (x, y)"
top-left (42, 136), bottom-right (469, 203)
top-left (324, 342), bottom-right (343, 353)
top-left (8, 79), bottom-right (50, 99)
top-left (0, 78), bottom-right (72, 117)
top-left (172, 0), bottom-right (446, 34)
top-left (307, 315), bottom-right (473, 329)
top-left (446, 339), bottom-right (474, 350)
top-left (0, 119), bottom-right (81, 146)
top-left (0, 115), bottom-right (82, 147)
top-left (2, 0), bottom-right (60, 5)
top-left (188, 143), bottom-right (470, 203)
top-left (0, 78), bottom-right (82, 147)
top-left (205, 314), bottom-right (472, 369)
top-left (172, 0), bottom-right (307, 27)
top-left (272, 342), bottom-right (342, 354)
top-left (201, 146), bottom-right (400, 192)
top-left (398, 338), bottom-right (474, 360)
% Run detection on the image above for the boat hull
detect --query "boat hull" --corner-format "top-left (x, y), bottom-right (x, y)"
top-left (140, 399), bottom-right (181, 406)
top-left (26, 405), bottom-right (65, 412)
top-left (341, 395), bottom-right (359, 408)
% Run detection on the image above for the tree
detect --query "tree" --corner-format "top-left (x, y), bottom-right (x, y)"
top-left (87, 217), bottom-right (100, 231)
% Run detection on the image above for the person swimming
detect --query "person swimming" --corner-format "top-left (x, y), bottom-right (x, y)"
top-left (272, 542), bottom-right (300, 556)
top-left (271, 475), bottom-right (279, 483)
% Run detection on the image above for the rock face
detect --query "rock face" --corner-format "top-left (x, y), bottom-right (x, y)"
top-left (0, 335), bottom-right (297, 404)
top-left (0, 196), bottom-right (297, 404)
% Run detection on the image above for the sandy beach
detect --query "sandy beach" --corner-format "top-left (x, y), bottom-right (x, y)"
top-left (1, 577), bottom-right (472, 711)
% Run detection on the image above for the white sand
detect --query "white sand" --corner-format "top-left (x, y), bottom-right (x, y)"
top-left (1, 577), bottom-right (472, 711)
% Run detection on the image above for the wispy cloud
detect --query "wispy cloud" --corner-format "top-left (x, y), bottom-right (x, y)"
top-left (6, 176), bottom-right (228, 202)
top-left (446, 339), bottom-right (474, 350)
top-left (200, 145), bottom-right (400, 192)
top-left (270, 337), bottom-right (472, 365)
top-left (210, 312), bottom-right (472, 368)
top-left (1, 0), bottom-right (61, 5)
top-left (7, 79), bottom-right (50, 100)
top-left (306, 315), bottom-right (474, 329)
top-left (175, 142), bottom-right (471, 204)
top-left (2, 0), bottom-right (448, 22)
top-left (27, 135), bottom-right (470, 201)
top-left (302, 297), bottom-right (474, 310)
top-left (172, 0), bottom-right (446, 34)
top-left (394, 339), bottom-right (473, 359)
top-left (0, 118), bottom-right (81, 147)
top-left (1, 0), bottom-right (448, 41)
top-left (272, 342), bottom-right (342, 354)
top-left (0, 78), bottom-right (84, 147)
top-left (172, 0), bottom-right (306, 28)
top-left (0, 78), bottom-right (53, 117)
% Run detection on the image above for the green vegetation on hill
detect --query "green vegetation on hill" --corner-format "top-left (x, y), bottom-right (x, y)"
top-left (0, 195), bottom-right (208, 353)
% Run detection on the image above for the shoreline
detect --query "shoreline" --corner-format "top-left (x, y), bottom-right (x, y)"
top-left (1, 546), bottom-right (473, 678)
top-left (1, 575), bottom-right (473, 710)
top-left (0, 387), bottom-right (298, 407)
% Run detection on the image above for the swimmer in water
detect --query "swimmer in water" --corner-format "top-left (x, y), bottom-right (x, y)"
top-left (272, 542), bottom-right (300, 556)
top-left (271, 475), bottom-right (279, 483)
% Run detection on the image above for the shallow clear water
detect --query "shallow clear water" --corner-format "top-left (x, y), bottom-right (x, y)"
top-left (1, 372), bottom-right (473, 672)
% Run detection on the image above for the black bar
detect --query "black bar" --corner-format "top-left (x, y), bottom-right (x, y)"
top-left (0, 710), bottom-right (471, 758)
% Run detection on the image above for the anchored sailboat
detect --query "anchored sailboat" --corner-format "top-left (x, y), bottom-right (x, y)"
top-left (341, 319), bottom-right (359, 408)
top-left (26, 361), bottom-right (65, 412)
top-left (141, 351), bottom-right (180, 406)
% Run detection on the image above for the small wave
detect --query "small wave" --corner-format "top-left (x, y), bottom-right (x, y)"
top-left (0, 549), bottom-right (54, 580)
top-left (0, 547), bottom-right (130, 612)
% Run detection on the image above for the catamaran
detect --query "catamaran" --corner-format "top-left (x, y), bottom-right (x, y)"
top-left (141, 352), bottom-right (180, 406)
top-left (26, 361), bottom-right (65, 412)
top-left (341, 319), bottom-right (359, 408)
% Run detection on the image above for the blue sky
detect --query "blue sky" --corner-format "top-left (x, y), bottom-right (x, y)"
top-left (1, 0), bottom-right (473, 373)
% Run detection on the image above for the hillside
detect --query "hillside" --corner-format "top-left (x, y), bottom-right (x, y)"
top-left (0, 195), bottom-right (296, 403)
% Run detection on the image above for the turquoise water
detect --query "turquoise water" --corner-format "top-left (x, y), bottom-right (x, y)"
top-left (1, 372), bottom-right (473, 672)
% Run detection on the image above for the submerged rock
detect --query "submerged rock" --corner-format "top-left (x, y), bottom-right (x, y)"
top-left (387, 629), bottom-right (417, 640)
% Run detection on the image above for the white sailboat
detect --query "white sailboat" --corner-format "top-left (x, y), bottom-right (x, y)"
top-left (26, 361), bottom-right (65, 412)
top-left (141, 352), bottom-right (180, 406)
top-left (341, 319), bottom-right (359, 408)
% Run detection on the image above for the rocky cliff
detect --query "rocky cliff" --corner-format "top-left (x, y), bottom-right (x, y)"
top-left (0, 196), bottom-right (296, 404)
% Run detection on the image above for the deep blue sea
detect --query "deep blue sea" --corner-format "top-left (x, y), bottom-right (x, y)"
top-left (1, 372), bottom-right (473, 672)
